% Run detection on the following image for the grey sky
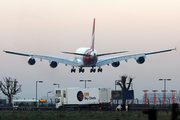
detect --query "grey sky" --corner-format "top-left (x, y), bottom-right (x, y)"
top-left (0, 0), bottom-right (179, 100)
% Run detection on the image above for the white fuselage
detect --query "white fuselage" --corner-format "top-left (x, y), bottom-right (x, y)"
top-left (75, 47), bottom-right (97, 67)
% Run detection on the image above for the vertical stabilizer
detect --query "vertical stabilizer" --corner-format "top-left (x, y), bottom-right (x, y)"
top-left (91, 18), bottom-right (95, 51)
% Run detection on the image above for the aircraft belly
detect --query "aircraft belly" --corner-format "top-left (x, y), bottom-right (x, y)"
top-left (76, 58), bottom-right (97, 67)
top-left (83, 56), bottom-right (97, 67)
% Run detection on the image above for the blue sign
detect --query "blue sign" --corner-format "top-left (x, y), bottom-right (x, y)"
top-left (123, 90), bottom-right (134, 100)
top-left (77, 91), bottom-right (84, 101)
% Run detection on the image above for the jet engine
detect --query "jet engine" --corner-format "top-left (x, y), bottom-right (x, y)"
top-left (111, 61), bottom-right (120, 67)
top-left (136, 57), bottom-right (145, 64)
top-left (50, 61), bottom-right (58, 68)
top-left (28, 57), bottom-right (36, 65)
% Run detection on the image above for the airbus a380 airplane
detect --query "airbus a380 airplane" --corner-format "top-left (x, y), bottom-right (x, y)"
top-left (4, 18), bottom-right (176, 73)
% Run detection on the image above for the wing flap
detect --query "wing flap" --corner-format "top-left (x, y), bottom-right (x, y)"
top-left (33, 55), bottom-right (78, 67)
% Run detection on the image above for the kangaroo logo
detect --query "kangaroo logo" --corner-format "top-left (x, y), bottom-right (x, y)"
top-left (77, 91), bottom-right (84, 101)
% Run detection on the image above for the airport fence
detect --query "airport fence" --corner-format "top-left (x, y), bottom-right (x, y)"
top-left (0, 103), bottom-right (179, 111)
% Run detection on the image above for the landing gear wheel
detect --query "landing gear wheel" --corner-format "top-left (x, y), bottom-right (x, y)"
top-left (98, 68), bottom-right (102, 72)
top-left (90, 68), bottom-right (96, 73)
top-left (71, 68), bottom-right (76, 73)
top-left (79, 67), bottom-right (84, 73)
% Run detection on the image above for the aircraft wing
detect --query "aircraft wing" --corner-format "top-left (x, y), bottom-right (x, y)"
top-left (3, 50), bottom-right (78, 67)
top-left (96, 48), bottom-right (176, 67)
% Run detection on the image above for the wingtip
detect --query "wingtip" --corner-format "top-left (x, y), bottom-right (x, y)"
top-left (175, 47), bottom-right (177, 51)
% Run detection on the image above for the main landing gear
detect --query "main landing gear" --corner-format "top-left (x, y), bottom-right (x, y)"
top-left (79, 67), bottom-right (85, 73)
top-left (90, 67), bottom-right (102, 73)
top-left (71, 67), bottom-right (102, 73)
top-left (71, 67), bottom-right (85, 73)
top-left (90, 68), bottom-right (96, 73)
top-left (71, 67), bottom-right (76, 73)
top-left (97, 67), bottom-right (102, 72)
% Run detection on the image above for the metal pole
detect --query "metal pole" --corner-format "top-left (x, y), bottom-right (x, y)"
top-left (159, 79), bottom-right (171, 104)
top-left (179, 91), bottom-right (180, 104)
top-left (36, 81), bottom-right (37, 108)
top-left (47, 92), bottom-right (48, 107)
top-left (164, 80), bottom-right (166, 101)
top-left (53, 83), bottom-right (59, 88)
top-left (85, 80), bottom-right (86, 88)
top-left (80, 80), bottom-right (91, 88)
top-left (50, 98), bottom-right (52, 105)
top-left (115, 80), bottom-right (116, 90)
top-left (36, 81), bottom-right (43, 108)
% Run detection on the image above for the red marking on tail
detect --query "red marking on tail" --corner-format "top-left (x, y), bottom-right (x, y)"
top-left (91, 18), bottom-right (95, 51)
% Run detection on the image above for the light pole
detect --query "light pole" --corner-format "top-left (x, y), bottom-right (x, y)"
top-left (80, 80), bottom-right (91, 88)
top-left (159, 79), bottom-right (171, 103)
top-left (47, 91), bottom-right (53, 107)
top-left (53, 83), bottom-right (60, 88)
top-left (36, 81), bottom-right (43, 108)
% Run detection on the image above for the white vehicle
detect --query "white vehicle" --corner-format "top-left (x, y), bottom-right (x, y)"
top-left (3, 18), bottom-right (176, 73)
top-left (55, 88), bottom-right (111, 110)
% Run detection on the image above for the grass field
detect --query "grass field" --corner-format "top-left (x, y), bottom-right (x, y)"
top-left (0, 110), bottom-right (173, 120)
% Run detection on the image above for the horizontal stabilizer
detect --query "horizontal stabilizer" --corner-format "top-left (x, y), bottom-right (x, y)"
top-left (62, 51), bottom-right (91, 57)
top-left (97, 51), bottom-right (128, 57)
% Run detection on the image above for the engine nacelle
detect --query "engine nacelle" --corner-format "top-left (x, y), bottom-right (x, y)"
top-left (28, 57), bottom-right (36, 65)
top-left (111, 61), bottom-right (120, 67)
top-left (50, 61), bottom-right (58, 68)
top-left (136, 57), bottom-right (145, 64)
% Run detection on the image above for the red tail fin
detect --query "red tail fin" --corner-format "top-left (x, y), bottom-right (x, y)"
top-left (91, 18), bottom-right (95, 51)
